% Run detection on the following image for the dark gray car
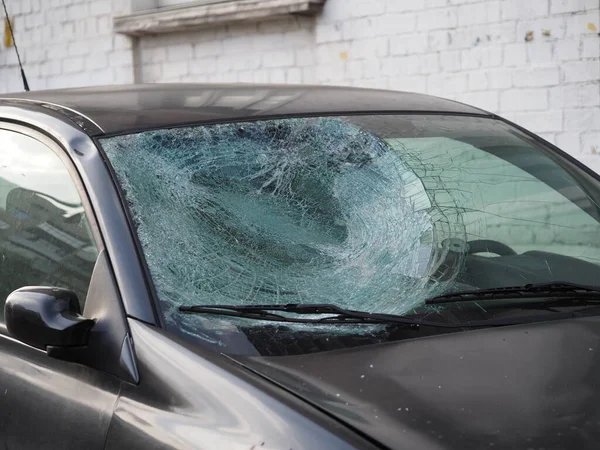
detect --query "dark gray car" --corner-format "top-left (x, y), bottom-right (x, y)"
top-left (2, 84), bottom-right (600, 450)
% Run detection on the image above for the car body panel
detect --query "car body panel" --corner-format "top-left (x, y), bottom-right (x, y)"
top-left (0, 331), bottom-right (121, 449)
top-left (104, 319), bottom-right (377, 450)
top-left (235, 316), bottom-right (600, 450)
top-left (0, 84), bottom-right (490, 136)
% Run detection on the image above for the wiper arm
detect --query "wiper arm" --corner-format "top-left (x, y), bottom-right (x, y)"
top-left (426, 282), bottom-right (600, 305)
top-left (179, 300), bottom-right (600, 329)
top-left (179, 303), bottom-right (461, 328)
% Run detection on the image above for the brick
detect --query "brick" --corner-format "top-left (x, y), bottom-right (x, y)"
top-left (513, 68), bottom-right (560, 87)
top-left (428, 30), bottom-right (452, 51)
top-left (390, 34), bottom-right (428, 55)
top-left (351, 37), bottom-right (389, 59)
top-left (389, 75), bottom-right (427, 93)
top-left (562, 61), bottom-right (600, 83)
top-left (417, 8), bottom-right (457, 31)
top-left (295, 48), bottom-right (314, 66)
top-left (111, 49), bottom-right (133, 67)
top-left (425, 0), bottom-right (449, 7)
top-left (511, 111), bottom-right (563, 133)
top-left (343, 18), bottom-right (379, 40)
top-left (373, 14), bottom-right (417, 36)
top-left (252, 33), bottom-right (283, 50)
top-left (231, 56), bottom-right (261, 71)
top-left (427, 73), bottom-right (468, 95)
top-left (381, 55), bottom-right (421, 76)
top-left (143, 63), bottom-right (162, 82)
top-left (316, 64), bottom-right (343, 82)
top-left (97, 16), bottom-right (111, 35)
top-left (387, 0), bottom-right (426, 12)
top-left (114, 34), bottom-right (132, 50)
top-left (345, 60), bottom-right (363, 79)
top-left (66, 4), bottom-right (89, 21)
top-left (62, 56), bottom-right (85, 74)
top-left (41, 60), bottom-right (62, 77)
top-left (141, 47), bottom-right (166, 64)
top-left (504, 43), bottom-right (527, 67)
top-left (68, 40), bottom-right (91, 57)
top-left (167, 44), bottom-right (193, 62)
top-left (565, 11), bottom-right (599, 37)
top-left (482, 46), bottom-right (503, 67)
top-left (517, 17), bottom-right (567, 40)
top-left (500, 89), bottom-right (548, 112)
top-left (581, 36), bottom-right (600, 58)
top-left (86, 53), bottom-right (108, 70)
top-left (222, 36), bottom-right (253, 54)
top-left (564, 108), bottom-right (600, 131)
top-left (89, 0), bottom-right (111, 16)
top-left (550, 83), bottom-right (600, 108)
top-left (551, 0), bottom-right (599, 14)
top-left (468, 72), bottom-right (488, 90)
top-left (315, 23), bottom-right (343, 44)
top-left (190, 58), bottom-right (217, 75)
top-left (439, 49), bottom-right (461, 71)
top-left (286, 68), bottom-right (303, 84)
top-left (251, 69), bottom-right (269, 83)
top-left (162, 61), bottom-right (189, 80)
top-left (303, 67), bottom-right (316, 84)
top-left (526, 42), bottom-right (554, 65)
top-left (582, 132), bottom-right (600, 156)
top-left (457, 1), bottom-right (501, 26)
top-left (555, 39), bottom-right (581, 61)
top-left (420, 53), bottom-right (440, 74)
top-left (194, 41), bottom-right (222, 58)
top-left (350, 0), bottom-right (386, 17)
top-left (263, 50), bottom-right (295, 68)
top-left (316, 43), bottom-right (349, 64)
top-left (460, 91), bottom-right (499, 111)
top-left (362, 58), bottom-right (381, 79)
top-left (502, 0), bottom-right (549, 20)
top-left (461, 48), bottom-right (482, 70)
top-left (283, 29), bottom-right (312, 47)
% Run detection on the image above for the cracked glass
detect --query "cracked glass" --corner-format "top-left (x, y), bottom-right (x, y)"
top-left (101, 115), bottom-right (600, 355)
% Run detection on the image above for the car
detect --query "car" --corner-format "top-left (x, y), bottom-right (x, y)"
top-left (1, 83), bottom-right (600, 450)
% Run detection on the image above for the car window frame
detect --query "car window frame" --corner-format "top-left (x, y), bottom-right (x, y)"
top-left (0, 122), bottom-right (106, 335)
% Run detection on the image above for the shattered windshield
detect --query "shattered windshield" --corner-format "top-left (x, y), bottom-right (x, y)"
top-left (101, 115), bottom-right (600, 356)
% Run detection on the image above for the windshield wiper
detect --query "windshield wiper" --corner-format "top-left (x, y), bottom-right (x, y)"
top-left (179, 303), bottom-right (462, 328)
top-left (425, 282), bottom-right (600, 305)
top-left (179, 299), bottom-right (600, 329)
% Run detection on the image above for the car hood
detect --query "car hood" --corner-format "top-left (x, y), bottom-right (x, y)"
top-left (233, 316), bottom-right (600, 450)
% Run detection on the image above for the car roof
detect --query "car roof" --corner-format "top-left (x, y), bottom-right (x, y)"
top-left (0, 83), bottom-right (491, 136)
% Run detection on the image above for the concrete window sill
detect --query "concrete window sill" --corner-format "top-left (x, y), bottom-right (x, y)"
top-left (114, 0), bottom-right (325, 36)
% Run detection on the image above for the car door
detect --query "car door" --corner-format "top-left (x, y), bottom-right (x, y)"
top-left (0, 126), bottom-right (123, 449)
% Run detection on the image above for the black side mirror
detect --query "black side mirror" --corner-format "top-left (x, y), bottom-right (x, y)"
top-left (4, 287), bottom-right (95, 351)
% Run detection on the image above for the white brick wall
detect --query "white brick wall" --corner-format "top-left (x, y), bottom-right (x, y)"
top-left (0, 0), bottom-right (134, 92)
top-left (0, 0), bottom-right (598, 171)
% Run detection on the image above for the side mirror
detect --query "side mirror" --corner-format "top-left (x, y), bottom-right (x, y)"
top-left (4, 287), bottom-right (95, 351)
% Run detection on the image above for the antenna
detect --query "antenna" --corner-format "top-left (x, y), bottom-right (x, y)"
top-left (2, 0), bottom-right (29, 91)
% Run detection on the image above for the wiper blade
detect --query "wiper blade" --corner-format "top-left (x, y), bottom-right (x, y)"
top-left (179, 301), bottom-right (600, 329)
top-left (426, 282), bottom-right (600, 305)
top-left (179, 303), bottom-right (460, 328)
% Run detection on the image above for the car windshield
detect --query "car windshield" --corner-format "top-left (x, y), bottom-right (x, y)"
top-left (100, 115), bottom-right (600, 355)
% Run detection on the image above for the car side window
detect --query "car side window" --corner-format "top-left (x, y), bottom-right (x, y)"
top-left (0, 129), bottom-right (98, 322)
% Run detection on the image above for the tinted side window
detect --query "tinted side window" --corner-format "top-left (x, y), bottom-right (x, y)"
top-left (0, 130), bottom-right (98, 320)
